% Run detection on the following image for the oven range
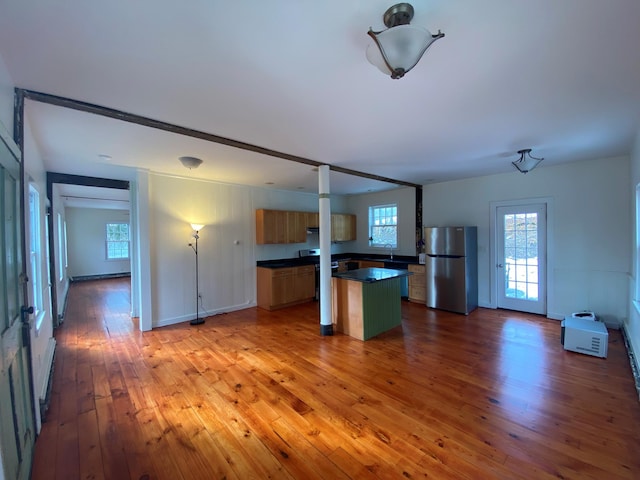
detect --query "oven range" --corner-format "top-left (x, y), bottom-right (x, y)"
top-left (299, 249), bottom-right (338, 300)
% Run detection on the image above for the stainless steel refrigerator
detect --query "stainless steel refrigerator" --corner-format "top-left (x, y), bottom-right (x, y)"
top-left (424, 226), bottom-right (478, 315)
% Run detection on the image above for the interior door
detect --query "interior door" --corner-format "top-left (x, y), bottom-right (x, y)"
top-left (496, 204), bottom-right (547, 314)
top-left (0, 130), bottom-right (34, 480)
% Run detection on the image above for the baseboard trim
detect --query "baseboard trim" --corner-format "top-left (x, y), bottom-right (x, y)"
top-left (153, 301), bottom-right (257, 329)
top-left (621, 324), bottom-right (640, 402)
top-left (39, 338), bottom-right (56, 422)
top-left (71, 272), bottom-right (131, 282)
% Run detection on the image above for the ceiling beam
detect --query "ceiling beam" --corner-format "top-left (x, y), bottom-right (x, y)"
top-left (18, 88), bottom-right (421, 190)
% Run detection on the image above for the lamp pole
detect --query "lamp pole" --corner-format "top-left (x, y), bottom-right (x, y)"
top-left (190, 229), bottom-right (204, 325)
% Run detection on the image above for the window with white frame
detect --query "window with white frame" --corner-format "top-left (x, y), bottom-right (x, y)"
top-left (106, 223), bottom-right (130, 260)
top-left (28, 185), bottom-right (43, 320)
top-left (368, 204), bottom-right (398, 248)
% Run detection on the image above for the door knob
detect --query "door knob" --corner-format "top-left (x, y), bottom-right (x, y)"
top-left (497, 263), bottom-right (503, 268)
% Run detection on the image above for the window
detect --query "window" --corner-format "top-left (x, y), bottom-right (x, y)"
top-left (368, 204), bottom-right (398, 248)
top-left (106, 223), bottom-right (130, 259)
top-left (28, 185), bottom-right (43, 321)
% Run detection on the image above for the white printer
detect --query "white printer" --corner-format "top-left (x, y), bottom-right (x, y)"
top-left (561, 316), bottom-right (608, 358)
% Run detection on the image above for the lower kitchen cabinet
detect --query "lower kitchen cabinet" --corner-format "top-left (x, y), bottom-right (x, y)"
top-left (358, 260), bottom-right (385, 268)
top-left (408, 263), bottom-right (426, 303)
top-left (257, 265), bottom-right (316, 310)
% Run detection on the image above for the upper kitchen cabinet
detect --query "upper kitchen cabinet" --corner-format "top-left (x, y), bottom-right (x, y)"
top-left (256, 209), bottom-right (356, 244)
top-left (286, 211), bottom-right (307, 243)
top-left (256, 209), bottom-right (307, 244)
top-left (331, 213), bottom-right (356, 242)
top-left (306, 212), bottom-right (319, 229)
top-left (256, 209), bottom-right (287, 244)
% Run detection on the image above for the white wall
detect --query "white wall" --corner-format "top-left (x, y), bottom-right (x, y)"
top-left (51, 184), bottom-right (70, 319)
top-left (628, 128), bottom-right (640, 371)
top-left (0, 53), bottom-right (13, 133)
top-left (345, 186), bottom-right (417, 257)
top-left (0, 54), bottom-right (57, 435)
top-left (423, 156), bottom-right (630, 322)
top-left (65, 207), bottom-right (131, 278)
top-left (147, 173), bottom-right (349, 327)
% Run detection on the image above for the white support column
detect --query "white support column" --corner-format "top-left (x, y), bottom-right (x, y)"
top-left (135, 170), bottom-right (153, 331)
top-left (318, 165), bottom-right (333, 335)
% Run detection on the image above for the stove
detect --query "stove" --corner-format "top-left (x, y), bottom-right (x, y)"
top-left (299, 249), bottom-right (338, 300)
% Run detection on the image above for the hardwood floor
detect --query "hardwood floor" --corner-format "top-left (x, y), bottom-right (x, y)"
top-left (32, 277), bottom-right (640, 479)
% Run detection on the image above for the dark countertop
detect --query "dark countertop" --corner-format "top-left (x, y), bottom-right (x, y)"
top-left (257, 253), bottom-right (419, 269)
top-left (332, 267), bottom-right (412, 283)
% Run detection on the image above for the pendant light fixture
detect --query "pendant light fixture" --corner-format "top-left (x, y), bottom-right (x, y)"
top-left (366, 3), bottom-right (444, 79)
top-left (179, 156), bottom-right (203, 169)
top-left (512, 149), bottom-right (544, 174)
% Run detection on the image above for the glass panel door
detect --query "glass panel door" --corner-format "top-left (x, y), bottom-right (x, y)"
top-left (497, 204), bottom-right (547, 314)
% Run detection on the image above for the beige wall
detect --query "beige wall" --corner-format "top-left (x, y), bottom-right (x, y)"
top-left (628, 129), bottom-right (640, 369)
top-left (0, 54), bottom-right (57, 434)
top-left (345, 186), bottom-right (417, 257)
top-left (423, 156), bottom-right (630, 322)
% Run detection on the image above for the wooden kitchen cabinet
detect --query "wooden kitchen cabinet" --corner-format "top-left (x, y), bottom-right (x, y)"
top-left (294, 265), bottom-right (316, 300)
top-left (256, 209), bottom-right (287, 244)
top-left (408, 264), bottom-right (426, 303)
top-left (256, 209), bottom-right (356, 244)
top-left (257, 265), bottom-right (316, 310)
top-left (358, 260), bottom-right (384, 268)
top-left (306, 212), bottom-right (319, 228)
top-left (331, 213), bottom-right (356, 242)
top-left (286, 211), bottom-right (307, 243)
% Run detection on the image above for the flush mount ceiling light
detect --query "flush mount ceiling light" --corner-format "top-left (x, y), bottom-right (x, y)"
top-left (179, 156), bottom-right (203, 169)
top-left (366, 3), bottom-right (444, 79)
top-left (512, 149), bottom-right (544, 174)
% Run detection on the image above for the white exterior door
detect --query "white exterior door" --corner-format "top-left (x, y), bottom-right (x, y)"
top-left (496, 203), bottom-right (547, 315)
top-left (0, 129), bottom-right (34, 480)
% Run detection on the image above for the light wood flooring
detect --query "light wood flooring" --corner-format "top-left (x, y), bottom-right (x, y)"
top-left (31, 277), bottom-right (640, 479)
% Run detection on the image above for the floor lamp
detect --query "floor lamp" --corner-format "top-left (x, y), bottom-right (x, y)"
top-left (189, 223), bottom-right (205, 325)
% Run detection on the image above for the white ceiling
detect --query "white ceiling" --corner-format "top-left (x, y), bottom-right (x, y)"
top-left (1, 1), bottom-right (640, 203)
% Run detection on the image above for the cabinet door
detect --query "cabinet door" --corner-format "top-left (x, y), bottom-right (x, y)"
top-left (272, 268), bottom-right (295, 306)
top-left (256, 209), bottom-right (287, 244)
top-left (359, 260), bottom-right (384, 268)
top-left (294, 265), bottom-right (316, 300)
top-left (346, 214), bottom-right (356, 241)
top-left (331, 214), bottom-right (356, 242)
top-left (331, 214), bottom-right (345, 241)
top-left (408, 264), bottom-right (426, 302)
top-left (286, 211), bottom-right (307, 244)
top-left (306, 212), bottom-right (319, 228)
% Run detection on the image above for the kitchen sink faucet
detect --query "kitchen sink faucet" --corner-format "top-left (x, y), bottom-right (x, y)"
top-left (385, 244), bottom-right (394, 260)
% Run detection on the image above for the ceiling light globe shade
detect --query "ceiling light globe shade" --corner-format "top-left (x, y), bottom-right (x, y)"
top-left (512, 149), bottom-right (544, 174)
top-left (367, 25), bottom-right (438, 78)
top-left (179, 156), bottom-right (203, 169)
top-left (190, 223), bottom-right (205, 231)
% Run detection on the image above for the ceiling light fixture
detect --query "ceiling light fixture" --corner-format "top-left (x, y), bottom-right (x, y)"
top-left (179, 156), bottom-right (203, 169)
top-left (512, 149), bottom-right (543, 174)
top-left (366, 3), bottom-right (444, 79)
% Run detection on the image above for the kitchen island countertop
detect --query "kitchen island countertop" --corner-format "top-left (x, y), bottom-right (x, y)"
top-left (332, 267), bottom-right (412, 283)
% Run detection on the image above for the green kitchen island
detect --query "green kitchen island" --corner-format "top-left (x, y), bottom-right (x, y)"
top-left (331, 267), bottom-right (412, 341)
